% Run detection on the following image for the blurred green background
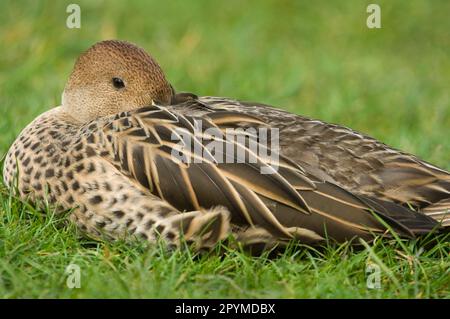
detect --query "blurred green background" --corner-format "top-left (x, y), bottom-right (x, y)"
top-left (0, 0), bottom-right (449, 169)
top-left (0, 1), bottom-right (449, 298)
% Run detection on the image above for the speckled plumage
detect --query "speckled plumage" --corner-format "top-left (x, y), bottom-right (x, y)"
top-left (4, 105), bottom-right (233, 248)
top-left (3, 40), bottom-right (447, 252)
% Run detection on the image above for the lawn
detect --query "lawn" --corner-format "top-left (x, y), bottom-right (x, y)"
top-left (0, 0), bottom-right (449, 298)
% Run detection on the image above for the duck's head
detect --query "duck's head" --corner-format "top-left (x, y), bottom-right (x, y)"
top-left (62, 40), bottom-right (173, 123)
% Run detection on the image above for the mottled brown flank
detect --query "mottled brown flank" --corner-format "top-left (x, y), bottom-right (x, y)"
top-left (2, 105), bottom-right (231, 250)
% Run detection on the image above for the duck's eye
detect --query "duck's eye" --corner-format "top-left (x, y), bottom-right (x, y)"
top-left (112, 77), bottom-right (125, 89)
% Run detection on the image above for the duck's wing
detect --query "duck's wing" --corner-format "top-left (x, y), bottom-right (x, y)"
top-left (188, 96), bottom-right (450, 226)
top-left (90, 104), bottom-right (439, 243)
top-left (421, 198), bottom-right (450, 227)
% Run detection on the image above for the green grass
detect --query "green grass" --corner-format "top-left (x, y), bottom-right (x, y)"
top-left (0, 0), bottom-right (449, 298)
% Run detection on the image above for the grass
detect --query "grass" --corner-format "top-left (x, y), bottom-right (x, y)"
top-left (0, 0), bottom-right (449, 298)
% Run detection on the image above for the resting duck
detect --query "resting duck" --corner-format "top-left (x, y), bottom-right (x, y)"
top-left (2, 40), bottom-right (447, 250)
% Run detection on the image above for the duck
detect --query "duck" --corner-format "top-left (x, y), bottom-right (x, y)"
top-left (2, 40), bottom-right (446, 251)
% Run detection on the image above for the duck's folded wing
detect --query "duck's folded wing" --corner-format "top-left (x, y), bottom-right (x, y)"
top-left (194, 96), bottom-right (450, 221)
top-left (421, 198), bottom-right (450, 227)
top-left (91, 104), bottom-right (439, 242)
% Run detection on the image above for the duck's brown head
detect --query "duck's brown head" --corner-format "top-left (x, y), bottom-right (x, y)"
top-left (62, 40), bottom-right (173, 123)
